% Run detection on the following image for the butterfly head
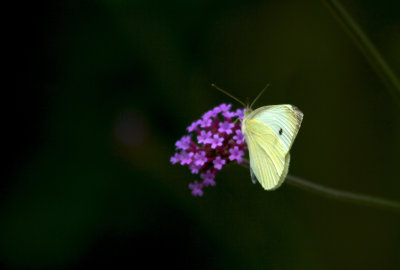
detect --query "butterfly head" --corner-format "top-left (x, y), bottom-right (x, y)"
top-left (243, 105), bottom-right (252, 119)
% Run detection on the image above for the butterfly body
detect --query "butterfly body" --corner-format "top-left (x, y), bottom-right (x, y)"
top-left (241, 105), bottom-right (303, 190)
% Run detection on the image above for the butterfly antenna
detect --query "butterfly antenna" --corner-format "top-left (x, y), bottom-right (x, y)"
top-left (211, 83), bottom-right (246, 107)
top-left (250, 83), bottom-right (270, 109)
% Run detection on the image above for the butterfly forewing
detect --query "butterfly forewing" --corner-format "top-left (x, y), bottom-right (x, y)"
top-left (248, 105), bottom-right (303, 153)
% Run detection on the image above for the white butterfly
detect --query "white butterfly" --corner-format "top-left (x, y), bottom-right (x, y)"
top-left (213, 84), bottom-right (304, 190)
top-left (242, 104), bottom-right (303, 190)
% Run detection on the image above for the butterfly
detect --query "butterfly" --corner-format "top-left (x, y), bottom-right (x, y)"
top-left (213, 84), bottom-right (304, 190)
top-left (242, 104), bottom-right (303, 190)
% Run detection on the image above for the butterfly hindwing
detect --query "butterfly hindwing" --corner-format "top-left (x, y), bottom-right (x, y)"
top-left (277, 153), bottom-right (290, 188)
top-left (245, 119), bottom-right (287, 190)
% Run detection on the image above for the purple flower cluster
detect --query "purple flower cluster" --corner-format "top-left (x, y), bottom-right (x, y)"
top-left (171, 104), bottom-right (247, 196)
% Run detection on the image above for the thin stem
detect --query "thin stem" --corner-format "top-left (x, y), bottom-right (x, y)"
top-left (322, 0), bottom-right (400, 105)
top-left (285, 174), bottom-right (400, 212)
top-left (240, 159), bottom-right (400, 213)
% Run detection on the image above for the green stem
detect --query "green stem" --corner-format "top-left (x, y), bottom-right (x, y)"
top-left (240, 159), bottom-right (400, 213)
top-left (285, 174), bottom-right (400, 212)
top-left (322, 0), bottom-right (400, 104)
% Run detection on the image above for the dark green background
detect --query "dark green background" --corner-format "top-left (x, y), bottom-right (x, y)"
top-left (2, 0), bottom-right (400, 269)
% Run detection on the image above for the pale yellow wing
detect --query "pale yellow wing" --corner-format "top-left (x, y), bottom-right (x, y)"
top-left (247, 105), bottom-right (303, 153)
top-left (245, 119), bottom-right (289, 190)
top-left (243, 104), bottom-right (303, 190)
top-left (249, 153), bottom-right (290, 190)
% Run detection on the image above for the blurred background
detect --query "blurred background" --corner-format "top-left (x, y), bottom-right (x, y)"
top-left (2, 0), bottom-right (400, 269)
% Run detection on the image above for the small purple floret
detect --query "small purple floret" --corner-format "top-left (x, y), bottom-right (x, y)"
top-left (229, 146), bottom-right (245, 163)
top-left (193, 151), bottom-right (208, 166)
top-left (189, 181), bottom-right (204, 196)
top-left (189, 163), bottom-right (202, 174)
top-left (210, 134), bottom-right (224, 149)
top-left (218, 121), bottom-right (235, 135)
top-left (200, 117), bottom-right (212, 128)
top-left (175, 135), bottom-right (191, 150)
top-left (197, 130), bottom-right (212, 144)
top-left (202, 109), bottom-right (217, 119)
top-left (179, 151), bottom-right (194, 165)
top-left (233, 129), bottom-right (245, 144)
top-left (170, 153), bottom-right (180, 164)
top-left (213, 156), bottom-right (226, 170)
top-left (219, 103), bottom-right (232, 112)
top-left (187, 120), bottom-right (201, 132)
top-left (235, 108), bottom-right (245, 119)
top-left (222, 110), bottom-right (236, 118)
top-left (201, 170), bottom-right (216, 187)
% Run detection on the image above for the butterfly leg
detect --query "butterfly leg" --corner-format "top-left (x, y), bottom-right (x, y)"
top-left (250, 168), bottom-right (258, 184)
